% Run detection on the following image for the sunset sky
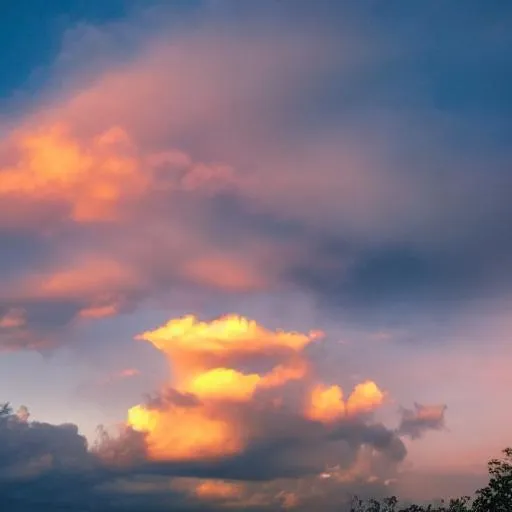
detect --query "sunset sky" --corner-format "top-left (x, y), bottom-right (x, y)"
top-left (1, 1), bottom-right (511, 511)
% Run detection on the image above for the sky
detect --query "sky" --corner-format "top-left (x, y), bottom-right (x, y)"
top-left (0, 1), bottom-right (511, 510)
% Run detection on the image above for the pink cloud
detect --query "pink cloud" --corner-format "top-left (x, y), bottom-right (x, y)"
top-left (1, 24), bottom-right (325, 338)
top-left (0, 308), bottom-right (26, 329)
top-left (0, 8), bottom-right (499, 358)
top-left (0, 16), bottom-right (385, 334)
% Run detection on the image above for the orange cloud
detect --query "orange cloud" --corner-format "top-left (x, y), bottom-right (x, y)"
top-left (186, 367), bottom-right (262, 401)
top-left (260, 358), bottom-right (309, 389)
top-left (306, 380), bottom-right (384, 423)
top-left (0, 114), bottom-right (239, 232)
top-left (127, 403), bottom-right (242, 461)
top-left (127, 314), bottom-right (386, 465)
top-left (186, 358), bottom-right (309, 402)
top-left (306, 384), bottom-right (345, 423)
top-left (194, 479), bottom-right (244, 500)
top-left (0, 124), bottom-right (146, 223)
top-left (173, 476), bottom-right (302, 509)
top-left (136, 314), bottom-right (320, 359)
top-left (134, 314), bottom-right (321, 394)
top-left (128, 315), bottom-right (323, 460)
top-left (346, 380), bottom-right (385, 415)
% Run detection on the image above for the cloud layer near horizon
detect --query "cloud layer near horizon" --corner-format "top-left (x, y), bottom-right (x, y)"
top-left (0, 314), bottom-right (447, 511)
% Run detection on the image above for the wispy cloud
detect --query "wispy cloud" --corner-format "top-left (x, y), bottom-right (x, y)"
top-left (1, 0), bottom-right (511, 352)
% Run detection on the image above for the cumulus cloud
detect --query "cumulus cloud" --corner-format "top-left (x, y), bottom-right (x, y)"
top-left (398, 403), bottom-right (447, 440)
top-left (0, 406), bottom-right (201, 511)
top-left (0, 406), bottom-right (91, 482)
top-left (120, 312), bottom-right (409, 506)
top-left (126, 315), bottom-right (389, 463)
top-left (0, 311), bottom-right (450, 510)
top-left (0, 403), bottom-right (405, 511)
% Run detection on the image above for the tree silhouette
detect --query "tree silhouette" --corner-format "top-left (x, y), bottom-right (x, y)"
top-left (0, 402), bottom-right (11, 417)
top-left (350, 495), bottom-right (471, 512)
top-left (350, 448), bottom-right (512, 511)
top-left (472, 447), bottom-right (512, 512)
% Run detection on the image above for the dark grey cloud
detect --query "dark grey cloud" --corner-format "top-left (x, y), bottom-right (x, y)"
top-left (115, 392), bottom-right (408, 482)
top-left (0, 401), bottom-right (410, 511)
top-left (397, 403), bottom-right (447, 440)
top-left (0, 232), bottom-right (50, 278)
top-left (213, 174), bottom-right (512, 324)
top-left (0, 301), bottom-right (79, 351)
top-left (288, 241), bottom-right (481, 315)
top-left (0, 407), bottom-right (207, 511)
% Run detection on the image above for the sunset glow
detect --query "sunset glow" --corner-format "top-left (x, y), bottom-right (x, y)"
top-left (1, 2), bottom-right (510, 510)
top-left (127, 314), bottom-right (385, 462)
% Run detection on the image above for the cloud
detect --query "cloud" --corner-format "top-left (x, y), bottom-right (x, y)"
top-left (0, 408), bottom-right (91, 482)
top-left (1, 0), bottom-right (511, 353)
top-left (0, 408), bottom-right (198, 511)
top-left (0, 1), bottom-right (402, 350)
top-left (0, 400), bottom-right (406, 511)
top-left (0, 313), bottom-right (448, 510)
top-left (398, 403), bottom-right (447, 440)
top-left (193, 479), bottom-right (243, 501)
top-left (118, 368), bottom-right (140, 379)
top-left (306, 381), bottom-right (385, 424)
top-left (1, 0), bottom-right (509, 509)
top-left (0, 308), bottom-right (26, 329)
top-left (127, 315), bottom-right (323, 462)
top-left (125, 314), bottom-right (406, 491)
top-left (0, 123), bottom-right (238, 229)
top-left (0, 305), bottom-right (55, 351)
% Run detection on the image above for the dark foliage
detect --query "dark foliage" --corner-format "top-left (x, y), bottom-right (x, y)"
top-left (351, 448), bottom-right (512, 512)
